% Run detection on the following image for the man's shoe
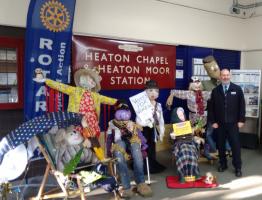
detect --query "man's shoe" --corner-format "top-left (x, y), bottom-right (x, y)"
top-left (235, 169), bottom-right (242, 177)
top-left (218, 165), bottom-right (228, 172)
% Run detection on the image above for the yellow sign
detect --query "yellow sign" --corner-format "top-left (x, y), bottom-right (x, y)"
top-left (172, 121), bottom-right (192, 136)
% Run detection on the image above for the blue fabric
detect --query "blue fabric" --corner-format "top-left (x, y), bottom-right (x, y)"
top-left (113, 140), bottom-right (145, 189)
top-left (205, 122), bottom-right (231, 155)
top-left (5, 111), bottom-right (82, 148)
top-left (91, 163), bottom-right (118, 192)
top-left (24, 0), bottom-right (76, 120)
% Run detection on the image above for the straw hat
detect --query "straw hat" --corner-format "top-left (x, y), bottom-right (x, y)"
top-left (74, 67), bottom-right (102, 92)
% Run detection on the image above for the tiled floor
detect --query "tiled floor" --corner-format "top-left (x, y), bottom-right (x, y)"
top-left (7, 147), bottom-right (262, 200)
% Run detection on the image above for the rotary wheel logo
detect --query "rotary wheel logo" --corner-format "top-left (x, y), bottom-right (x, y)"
top-left (40, 0), bottom-right (70, 32)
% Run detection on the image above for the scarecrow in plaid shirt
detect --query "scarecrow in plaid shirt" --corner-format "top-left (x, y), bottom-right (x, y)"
top-left (166, 77), bottom-right (219, 160)
top-left (166, 76), bottom-right (211, 126)
top-left (170, 107), bottom-right (202, 183)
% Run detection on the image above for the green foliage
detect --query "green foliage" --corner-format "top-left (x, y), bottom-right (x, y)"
top-left (63, 148), bottom-right (83, 175)
top-left (195, 118), bottom-right (204, 129)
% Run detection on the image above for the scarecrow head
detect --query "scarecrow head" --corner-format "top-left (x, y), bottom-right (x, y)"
top-left (74, 66), bottom-right (102, 92)
top-left (189, 76), bottom-right (203, 91)
top-left (203, 56), bottom-right (220, 80)
top-left (54, 125), bottom-right (84, 147)
top-left (170, 107), bottom-right (186, 124)
top-left (145, 80), bottom-right (159, 101)
top-left (113, 101), bottom-right (132, 128)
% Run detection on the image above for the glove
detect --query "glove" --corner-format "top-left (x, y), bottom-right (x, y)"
top-left (159, 133), bottom-right (164, 142)
top-left (170, 132), bottom-right (176, 140)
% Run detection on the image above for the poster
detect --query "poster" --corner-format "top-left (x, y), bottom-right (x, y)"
top-left (192, 58), bottom-right (209, 81)
top-left (231, 69), bottom-right (261, 118)
top-left (129, 91), bottom-right (153, 125)
top-left (72, 36), bottom-right (176, 90)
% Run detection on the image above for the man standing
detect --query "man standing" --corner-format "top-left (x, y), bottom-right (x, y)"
top-left (209, 69), bottom-right (245, 177)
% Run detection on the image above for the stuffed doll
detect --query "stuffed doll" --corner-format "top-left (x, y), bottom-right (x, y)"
top-left (106, 102), bottom-right (148, 158)
top-left (106, 103), bottom-right (152, 198)
top-left (166, 76), bottom-right (219, 160)
top-left (54, 125), bottom-right (98, 171)
top-left (34, 66), bottom-right (117, 138)
top-left (34, 67), bottom-right (118, 161)
top-left (204, 172), bottom-right (216, 185)
top-left (166, 76), bottom-right (210, 126)
top-left (136, 80), bottom-right (166, 174)
top-left (170, 107), bottom-right (201, 183)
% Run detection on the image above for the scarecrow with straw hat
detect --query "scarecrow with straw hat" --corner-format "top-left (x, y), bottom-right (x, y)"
top-left (34, 66), bottom-right (118, 161)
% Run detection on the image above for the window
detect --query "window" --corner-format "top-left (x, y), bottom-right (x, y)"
top-left (0, 37), bottom-right (24, 109)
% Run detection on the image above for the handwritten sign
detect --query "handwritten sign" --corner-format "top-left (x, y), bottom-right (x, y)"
top-left (129, 91), bottom-right (153, 124)
top-left (172, 121), bottom-right (192, 136)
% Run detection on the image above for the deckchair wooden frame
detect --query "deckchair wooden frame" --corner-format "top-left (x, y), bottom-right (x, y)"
top-left (29, 137), bottom-right (86, 200)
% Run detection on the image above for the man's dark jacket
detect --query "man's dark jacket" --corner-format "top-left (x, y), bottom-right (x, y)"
top-left (209, 82), bottom-right (246, 124)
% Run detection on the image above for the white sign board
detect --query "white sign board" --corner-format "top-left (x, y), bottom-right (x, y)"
top-left (129, 91), bottom-right (154, 124)
top-left (231, 69), bottom-right (261, 118)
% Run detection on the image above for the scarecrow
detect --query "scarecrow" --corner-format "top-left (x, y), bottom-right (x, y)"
top-left (170, 107), bottom-right (201, 183)
top-left (136, 80), bottom-right (166, 174)
top-left (106, 102), bottom-right (152, 198)
top-left (34, 67), bottom-right (118, 160)
top-left (166, 76), bottom-right (217, 160)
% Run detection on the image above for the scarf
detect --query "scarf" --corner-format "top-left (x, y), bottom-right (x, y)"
top-left (195, 90), bottom-right (204, 115)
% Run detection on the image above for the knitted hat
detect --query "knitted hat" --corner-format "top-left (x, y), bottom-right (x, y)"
top-left (145, 80), bottom-right (159, 89)
top-left (114, 100), bottom-right (131, 121)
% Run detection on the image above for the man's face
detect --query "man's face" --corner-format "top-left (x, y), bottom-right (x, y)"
top-left (146, 88), bottom-right (159, 101)
top-left (220, 69), bottom-right (231, 84)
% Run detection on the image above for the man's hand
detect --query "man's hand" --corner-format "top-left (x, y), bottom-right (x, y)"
top-left (238, 122), bottom-right (244, 128)
top-left (212, 123), bottom-right (219, 129)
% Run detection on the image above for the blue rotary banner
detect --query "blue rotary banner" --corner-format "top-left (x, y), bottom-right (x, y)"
top-left (24, 0), bottom-right (76, 120)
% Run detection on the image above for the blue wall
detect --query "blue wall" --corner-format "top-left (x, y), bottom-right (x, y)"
top-left (99, 45), bottom-right (241, 129)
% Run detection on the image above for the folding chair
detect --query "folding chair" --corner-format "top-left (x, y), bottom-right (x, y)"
top-left (30, 134), bottom-right (119, 200)
top-left (29, 136), bottom-right (86, 200)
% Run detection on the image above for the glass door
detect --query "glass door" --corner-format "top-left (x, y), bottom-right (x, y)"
top-left (0, 37), bottom-right (24, 109)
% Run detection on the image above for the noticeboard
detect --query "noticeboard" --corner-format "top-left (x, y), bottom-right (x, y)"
top-left (231, 69), bottom-right (261, 118)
